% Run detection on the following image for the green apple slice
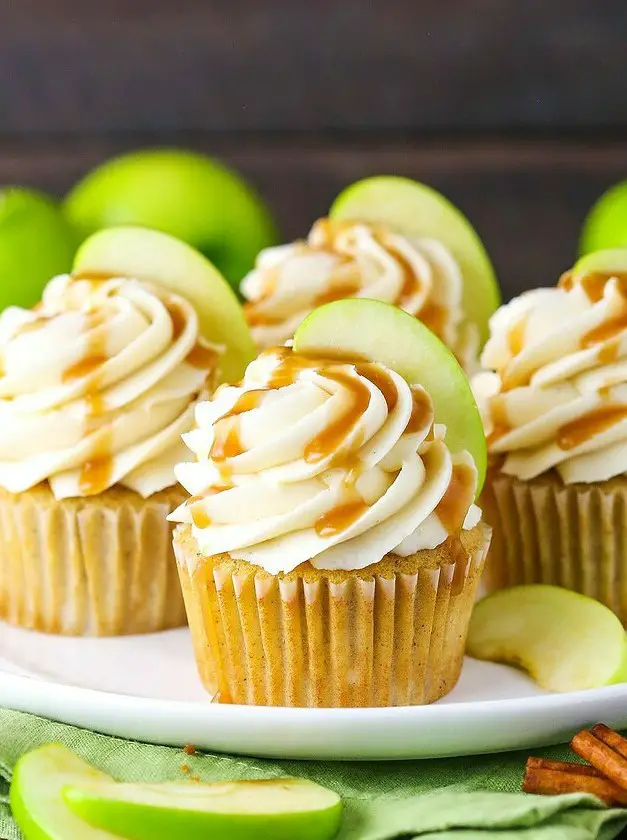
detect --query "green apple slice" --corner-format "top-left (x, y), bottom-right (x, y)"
top-left (574, 247), bottom-right (627, 276)
top-left (467, 585), bottom-right (627, 692)
top-left (330, 175), bottom-right (500, 345)
top-left (63, 777), bottom-right (342, 840)
top-left (580, 182), bottom-right (627, 256)
top-left (63, 148), bottom-right (278, 291)
top-left (10, 743), bottom-right (120, 839)
top-left (293, 298), bottom-right (487, 491)
top-left (0, 187), bottom-right (77, 311)
top-left (73, 226), bottom-right (255, 383)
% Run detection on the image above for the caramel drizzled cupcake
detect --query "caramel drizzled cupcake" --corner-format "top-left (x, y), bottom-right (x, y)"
top-left (474, 255), bottom-right (627, 623)
top-left (171, 331), bottom-right (491, 707)
top-left (241, 177), bottom-right (500, 373)
top-left (0, 270), bottom-right (220, 635)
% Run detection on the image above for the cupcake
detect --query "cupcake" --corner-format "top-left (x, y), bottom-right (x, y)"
top-left (171, 298), bottom-right (492, 707)
top-left (241, 176), bottom-right (500, 372)
top-left (474, 251), bottom-right (627, 623)
top-left (0, 226), bottom-right (253, 636)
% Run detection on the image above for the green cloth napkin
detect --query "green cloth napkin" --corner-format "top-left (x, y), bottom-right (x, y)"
top-left (1, 708), bottom-right (626, 839)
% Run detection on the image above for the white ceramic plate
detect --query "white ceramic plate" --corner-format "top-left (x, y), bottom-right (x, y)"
top-left (0, 622), bottom-right (625, 761)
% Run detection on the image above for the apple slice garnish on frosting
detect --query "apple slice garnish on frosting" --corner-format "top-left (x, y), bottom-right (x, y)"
top-left (574, 247), bottom-right (627, 279)
top-left (330, 175), bottom-right (500, 346)
top-left (73, 226), bottom-right (255, 383)
top-left (293, 298), bottom-right (487, 492)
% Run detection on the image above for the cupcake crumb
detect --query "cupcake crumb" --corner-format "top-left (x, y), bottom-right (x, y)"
top-left (183, 744), bottom-right (197, 756)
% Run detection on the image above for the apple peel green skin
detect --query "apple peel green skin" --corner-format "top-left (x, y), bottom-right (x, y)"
top-left (467, 585), bottom-right (627, 693)
top-left (574, 247), bottom-right (627, 276)
top-left (63, 777), bottom-right (342, 840)
top-left (73, 226), bottom-right (255, 383)
top-left (293, 298), bottom-right (487, 492)
top-left (330, 175), bottom-right (500, 346)
top-left (0, 187), bottom-right (77, 312)
top-left (63, 148), bottom-right (278, 291)
top-left (10, 743), bottom-right (121, 840)
top-left (580, 182), bottom-right (627, 257)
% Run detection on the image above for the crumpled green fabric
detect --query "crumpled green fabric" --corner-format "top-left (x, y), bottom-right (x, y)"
top-left (0, 708), bottom-right (626, 839)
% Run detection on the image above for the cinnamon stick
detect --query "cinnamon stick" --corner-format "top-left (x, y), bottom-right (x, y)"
top-left (571, 727), bottom-right (627, 791)
top-left (523, 757), bottom-right (627, 806)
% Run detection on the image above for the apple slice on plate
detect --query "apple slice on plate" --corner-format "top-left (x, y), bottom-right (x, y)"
top-left (10, 743), bottom-right (120, 839)
top-left (74, 226), bottom-right (255, 383)
top-left (467, 585), bottom-right (627, 693)
top-left (293, 297), bottom-right (487, 491)
top-left (63, 777), bottom-right (342, 840)
top-left (330, 175), bottom-right (500, 345)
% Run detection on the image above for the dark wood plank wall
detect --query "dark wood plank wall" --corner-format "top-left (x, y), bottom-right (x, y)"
top-left (1, 0), bottom-right (627, 299)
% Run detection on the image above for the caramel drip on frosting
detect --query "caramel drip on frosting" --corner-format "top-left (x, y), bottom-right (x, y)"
top-left (76, 310), bottom-right (113, 495)
top-left (557, 404), bottom-right (627, 450)
top-left (314, 498), bottom-right (369, 538)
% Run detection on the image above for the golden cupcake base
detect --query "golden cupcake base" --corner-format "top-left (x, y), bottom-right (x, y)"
top-left (174, 523), bottom-right (491, 707)
top-left (0, 483), bottom-right (187, 636)
top-left (481, 469), bottom-right (627, 624)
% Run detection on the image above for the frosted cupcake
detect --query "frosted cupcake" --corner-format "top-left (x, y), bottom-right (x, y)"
top-left (0, 227), bottom-right (254, 635)
top-left (474, 251), bottom-right (627, 623)
top-left (242, 176), bottom-right (500, 372)
top-left (171, 298), bottom-right (491, 707)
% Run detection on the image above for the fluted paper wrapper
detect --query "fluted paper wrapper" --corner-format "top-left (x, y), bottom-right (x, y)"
top-left (482, 470), bottom-right (627, 624)
top-left (174, 523), bottom-right (491, 707)
top-left (0, 483), bottom-right (187, 636)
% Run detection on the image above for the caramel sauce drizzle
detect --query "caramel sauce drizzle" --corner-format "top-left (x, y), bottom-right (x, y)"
top-left (580, 315), bottom-right (627, 363)
top-left (314, 498), bottom-right (369, 538)
top-left (313, 275), bottom-right (361, 306)
top-left (559, 270), bottom-right (627, 302)
top-left (165, 300), bottom-right (188, 341)
top-left (186, 343), bottom-right (219, 371)
top-left (557, 404), bottom-right (627, 451)
top-left (435, 462), bottom-right (476, 594)
top-left (71, 270), bottom-right (119, 283)
top-left (68, 308), bottom-right (114, 496)
top-left (418, 301), bottom-right (447, 339)
top-left (405, 386), bottom-right (432, 434)
top-left (304, 369), bottom-right (371, 463)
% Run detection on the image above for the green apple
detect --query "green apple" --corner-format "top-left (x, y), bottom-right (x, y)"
top-left (74, 226), bottom-right (255, 383)
top-left (580, 182), bottom-right (627, 256)
top-left (293, 298), bottom-right (487, 491)
top-left (330, 175), bottom-right (500, 345)
top-left (63, 777), bottom-right (342, 840)
top-left (467, 585), bottom-right (627, 693)
top-left (10, 743), bottom-right (121, 839)
top-left (64, 149), bottom-right (278, 291)
top-left (574, 247), bottom-right (627, 276)
top-left (0, 187), bottom-right (77, 311)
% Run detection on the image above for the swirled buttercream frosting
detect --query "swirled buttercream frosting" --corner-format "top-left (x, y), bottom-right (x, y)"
top-left (170, 346), bottom-right (481, 574)
top-left (241, 219), bottom-right (478, 369)
top-left (474, 269), bottom-right (627, 483)
top-left (0, 272), bottom-right (220, 499)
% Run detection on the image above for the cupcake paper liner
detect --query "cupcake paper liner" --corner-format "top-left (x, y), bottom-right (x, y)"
top-left (0, 483), bottom-right (187, 636)
top-left (481, 470), bottom-right (627, 624)
top-left (174, 523), bottom-right (491, 707)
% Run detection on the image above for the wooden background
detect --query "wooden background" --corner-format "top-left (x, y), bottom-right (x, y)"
top-left (2, 0), bottom-right (627, 299)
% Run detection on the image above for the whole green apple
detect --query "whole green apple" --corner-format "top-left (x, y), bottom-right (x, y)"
top-left (580, 181), bottom-right (627, 256)
top-left (64, 149), bottom-right (279, 291)
top-left (0, 187), bottom-right (77, 310)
